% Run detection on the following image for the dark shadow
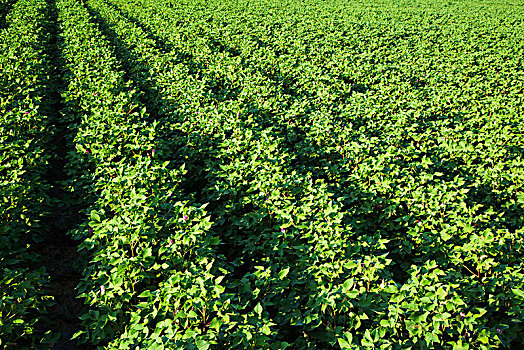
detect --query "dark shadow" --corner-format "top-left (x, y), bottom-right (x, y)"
top-left (0, 0), bottom-right (16, 29)
top-left (33, 0), bottom-right (97, 348)
top-left (0, 0), bottom-right (95, 347)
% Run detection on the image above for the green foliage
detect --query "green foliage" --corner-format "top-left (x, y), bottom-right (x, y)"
top-left (2, 0), bottom-right (523, 348)
top-left (81, 0), bottom-right (522, 347)
top-left (0, 0), bottom-right (55, 346)
top-left (55, 0), bottom-right (229, 347)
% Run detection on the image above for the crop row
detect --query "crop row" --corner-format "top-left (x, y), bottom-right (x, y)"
top-left (0, 0), bottom-right (54, 346)
top-left (54, 0), bottom-right (227, 347)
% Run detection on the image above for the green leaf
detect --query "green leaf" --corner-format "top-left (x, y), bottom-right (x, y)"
top-left (71, 330), bottom-right (84, 340)
top-left (196, 339), bottom-right (210, 350)
top-left (279, 267), bottom-right (290, 279)
top-left (338, 338), bottom-right (351, 349)
top-left (512, 288), bottom-right (524, 298)
top-left (90, 210), bottom-right (100, 222)
top-left (138, 290), bottom-right (151, 298)
top-left (209, 318), bottom-right (221, 332)
top-left (254, 303), bottom-right (263, 315)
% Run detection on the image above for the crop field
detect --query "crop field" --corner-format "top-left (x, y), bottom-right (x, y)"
top-left (1, 0), bottom-right (524, 348)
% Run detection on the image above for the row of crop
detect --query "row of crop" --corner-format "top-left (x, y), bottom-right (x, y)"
top-left (54, 0), bottom-right (229, 347)
top-left (101, 0), bottom-right (524, 347)
top-left (0, 0), bottom-right (54, 347)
